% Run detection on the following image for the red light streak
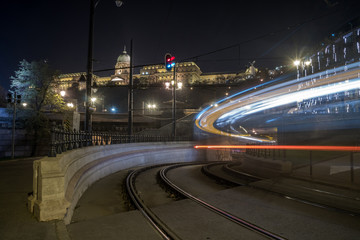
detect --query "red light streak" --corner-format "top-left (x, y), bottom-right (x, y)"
top-left (194, 145), bottom-right (360, 151)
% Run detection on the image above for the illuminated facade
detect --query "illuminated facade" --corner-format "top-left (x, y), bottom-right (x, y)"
top-left (138, 61), bottom-right (203, 84)
top-left (56, 46), bottom-right (249, 90)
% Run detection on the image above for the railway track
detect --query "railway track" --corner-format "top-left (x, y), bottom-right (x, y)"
top-left (202, 161), bottom-right (360, 217)
top-left (159, 163), bottom-right (286, 240)
top-left (126, 164), bottom-right (180, 240)
top-left (126, 162), bottom-right (285, 240)
top-left (125, 161), bottom-right (360, 239)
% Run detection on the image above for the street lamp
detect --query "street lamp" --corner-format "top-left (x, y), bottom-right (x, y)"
top-left (304, 60), bottom-right (311, 76)
top-left (60, 90), bottom-right (66, 97)
top-left (164, 73), bottom-right (182, 138)
top-left (164, 80), bottom-right (182, 90)
top-left (85, 0), bottom-right (123, 132)
top-left (147, 104), bottom-right (156, 109)
top-left (177, 81), bottom-right (183, 90)
top-left (294, 60), bottom-right (300, 79)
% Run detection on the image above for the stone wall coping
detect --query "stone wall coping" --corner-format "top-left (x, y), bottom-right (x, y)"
top-left (29, 141), bottom-right (202, 223)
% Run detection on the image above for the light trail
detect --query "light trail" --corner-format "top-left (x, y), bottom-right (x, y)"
top-left (218, 78), bottom-right (360, 121)
top-left (195, 61), bottom-right (360, 141)
top-left (194, 145), bottom-right (360, 151)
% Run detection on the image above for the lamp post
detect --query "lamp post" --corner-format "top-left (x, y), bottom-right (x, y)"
top-left (172, 67), bottom-right (176, 139)
top-left (7, 92), bottom-right (21, 159)
top-left (165, 72), bottom-right (183, 139)
top-left (293, 60), bottom-right (300, 79)
top-left (127, 39), bottom-right (133, 136)
top-left (304, 60), bottom-right (311, 76)
top-left (85, 0), bottom-right (123, 132)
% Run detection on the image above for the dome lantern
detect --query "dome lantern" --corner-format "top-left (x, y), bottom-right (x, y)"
top-left (117, 46), bottom-right (130, 63)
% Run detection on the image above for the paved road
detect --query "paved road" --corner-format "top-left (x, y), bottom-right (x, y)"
top-left (2, 157), bottom-right (360, 240)
top-left (0, 158), bottom-right (58, 240)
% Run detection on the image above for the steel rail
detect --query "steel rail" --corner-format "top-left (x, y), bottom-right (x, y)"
top-left (126, 167), bottom-right (181, 240)
top-left (201, 162), bottom-right (248, 186)
top-left (160, 164), bottom-right (287, 240)
top-left (201, 162), bottom-right (264, 187)
top-left (215, 163), bottom-right (360, 217)
top-left (223, 162), bottom-right (264, 182)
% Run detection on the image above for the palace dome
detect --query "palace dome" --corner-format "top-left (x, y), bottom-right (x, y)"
top-left (117, 46), bottom-right (130, 63)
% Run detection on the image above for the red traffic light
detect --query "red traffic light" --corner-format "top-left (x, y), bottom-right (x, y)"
top-left (165, 53), bottom-right (175, 71)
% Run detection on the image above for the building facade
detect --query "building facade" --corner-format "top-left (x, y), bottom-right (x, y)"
top-left (56, 46), bottom-right (251, 91)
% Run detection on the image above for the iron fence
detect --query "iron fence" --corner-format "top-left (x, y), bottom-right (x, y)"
top-left (48, 123), bottom-right (191, 157)
top-left (242, 143), bottom-right (359, 184)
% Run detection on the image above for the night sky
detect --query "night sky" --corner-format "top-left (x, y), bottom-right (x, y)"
top-left (1, 0), bottom-right (359, 90)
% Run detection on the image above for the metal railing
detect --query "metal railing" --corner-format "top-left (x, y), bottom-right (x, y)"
top-left (245, 147), bottom-right (286, 160)
top-left (243, 144), bottom-right (359, 184)
top-left (48, 123), bottom-right (191, 157)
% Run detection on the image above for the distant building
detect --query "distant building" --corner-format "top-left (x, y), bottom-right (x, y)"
top-left (55, 46), bottom-right (251, 91)
top-left (301, 21), bottom-right (360, 77)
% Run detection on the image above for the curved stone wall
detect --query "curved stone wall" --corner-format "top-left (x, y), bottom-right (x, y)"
top-left (27, 142), bottom-right (203, 224)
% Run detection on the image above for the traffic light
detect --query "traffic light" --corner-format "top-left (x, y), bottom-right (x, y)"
top-left (165, 53), bottom-right (175, 71)
top-left (16, 95), bottom-right (21, 104)
top-left (7, 93), bottom-right (12, 103)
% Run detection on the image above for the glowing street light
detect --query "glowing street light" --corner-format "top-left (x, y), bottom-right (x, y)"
top-left (67, 103), bottom-right (74, 108)
top-left (304, 60), bottom-right (311, 76)
top-left (177, 81), bottom-right (183, 89)
top-left (147, 103), bottom-right (157, 109)
top-left (60, 90), bottom-right (66, 97)
top-left (294, 60), bottom-right (301, 79)
top-left (164, 81), bottom-right (183, 90)
top-left (165, 82), bottom-right (171, 89)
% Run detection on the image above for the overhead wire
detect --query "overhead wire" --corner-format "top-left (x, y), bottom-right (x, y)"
top-left (93, 9), bottom-right (341, 74)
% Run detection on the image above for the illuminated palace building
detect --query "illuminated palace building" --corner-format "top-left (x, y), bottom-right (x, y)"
top-left (56, 47), bottom-right (251, 92)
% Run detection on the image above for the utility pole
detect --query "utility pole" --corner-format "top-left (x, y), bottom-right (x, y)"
top-left (85, 0), bottom-right (123, 132)
top-left (7, 92), bottom-right (21, 159)
top-left (85, 0), bottom-right (95, 132)
top-left (128, 39), bottom-right (133, 136)
top-left (165, 53), bottom-right (176, 139)
top-left (172, 66), bottom-right (176, 139)
top-left (12, 95), bottom-right (16, 159)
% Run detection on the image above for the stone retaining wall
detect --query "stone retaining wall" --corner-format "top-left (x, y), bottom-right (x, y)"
top-left (0, 129), bottom-right (49, 158)
top-left (27, 142), bottom-right (203, 224)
